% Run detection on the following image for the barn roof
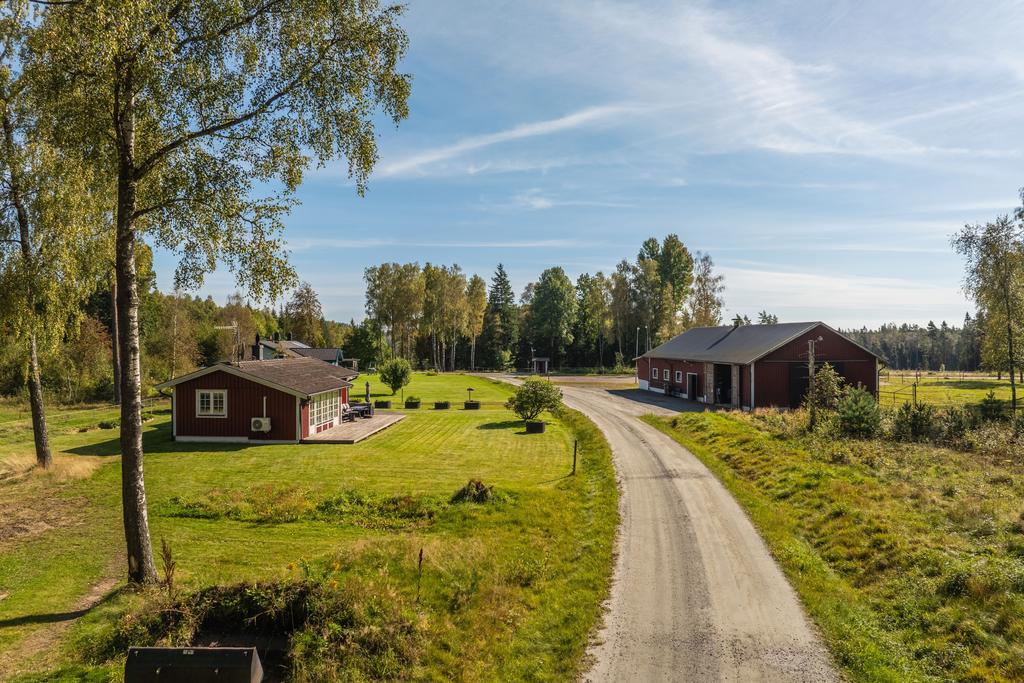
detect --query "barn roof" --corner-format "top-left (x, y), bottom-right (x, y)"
top-left (291, 347), bottom-right (343, 363)
top-left (155, 357), bottom-right (354, 398)
top-left (641, 321), bottom-right (877, 365)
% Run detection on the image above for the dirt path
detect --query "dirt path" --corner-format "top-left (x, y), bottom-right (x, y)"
top-left (496, 377), bottom-right (838, 681)
top-left (0, 559), bottom-right (122, 681)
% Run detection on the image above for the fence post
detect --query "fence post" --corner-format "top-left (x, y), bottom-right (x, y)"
top-left (912, 382), bottom-right (917, 406)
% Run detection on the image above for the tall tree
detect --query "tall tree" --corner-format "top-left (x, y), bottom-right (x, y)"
top-left (285, 283), bottom-right (325, 347)
top-left (465, 274), bottom-right (487, 371)
top-left (609, 261), bottom-right (633, 357)
top-left (480, 263), bottom-right (518, 369)
top-left (953, 215), bottom-right (1023, 411)
top-left (365, 262), bottom-right (423, 360)
top-left (33, 0), bottom-right (411, 583)
top-left (530, 267), bottom-right (577, 367)
top-left (657, 234), bottom-right (694, 313)
top-left (685, 252), bottom-right (725, 328)
top-left (574, 272), bottom-right (611, 367)
top-left (437, 265), bottom-right (467, 371)
top-left (0, 3), bottom-right (105, 468)
top-left (757, 311), bottom-right (779, 325)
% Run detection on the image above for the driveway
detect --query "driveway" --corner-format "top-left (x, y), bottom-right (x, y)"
top-left (496, 377), bottom-right (838, 682)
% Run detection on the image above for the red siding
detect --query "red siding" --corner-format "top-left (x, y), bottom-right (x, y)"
top-left (174, 370), bottom-right (298, 442)
top-left (643, 357), bottom-right (706, 399)
top-left (754, 324), bottom-right (878, 408)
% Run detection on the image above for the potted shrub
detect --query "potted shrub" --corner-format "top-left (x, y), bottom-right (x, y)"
top-left (405, 396), bottom-right (421, 409)
top-left (434, 400), bottom-right (450, 410)
top-left (506, 377), bottom-right (563, 434)
top-left (464, 387), bottom-right (480, 410)
top-left (374, 399), bottom-right (392, 409)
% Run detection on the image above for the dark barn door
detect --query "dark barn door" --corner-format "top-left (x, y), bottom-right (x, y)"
top-left (687, 373), bottom-right (698, 400)
top-left (713, 364), bottom-right (732, 404)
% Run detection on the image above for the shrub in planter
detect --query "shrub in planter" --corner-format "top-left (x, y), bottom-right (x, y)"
top-left (374, 400), bottom-right (392, 409)
top-left (837, 387), bottom-right (880, 438)
top-left (506, 377), bottom-right (562, 432)
top-left (464, 400), bottom-right (481, 410)
top-left (434, 401), bottom-right (450, 410)
top-left (404, 397), bottom-right (421, 409)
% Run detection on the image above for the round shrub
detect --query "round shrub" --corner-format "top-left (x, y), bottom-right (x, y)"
top-left (379, 358), bottom-right (412, 396)
top-left (837, 387), bottom-right (881, 438)
top-left (505, 377), bottom-right (562, 422)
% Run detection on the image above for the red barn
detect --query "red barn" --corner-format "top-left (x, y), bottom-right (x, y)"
top-left (156, 357), bottom-right (357, 443)
top-left (637, 322), bottom-right (880, 410)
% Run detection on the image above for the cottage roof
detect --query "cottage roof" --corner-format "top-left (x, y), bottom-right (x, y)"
top-left (641, 321), bottom-right (878, 365)
top-left (156, 357), bottom-right (354, 398)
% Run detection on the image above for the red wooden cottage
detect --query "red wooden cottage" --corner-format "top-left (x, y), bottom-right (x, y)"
top-left (156, 357), bottom-right (358, 443)
top-left (637, 321), bottom-right (880, 409)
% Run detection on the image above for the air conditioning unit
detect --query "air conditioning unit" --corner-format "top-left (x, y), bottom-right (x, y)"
top-left (250, 417), bottom-right (271, 432)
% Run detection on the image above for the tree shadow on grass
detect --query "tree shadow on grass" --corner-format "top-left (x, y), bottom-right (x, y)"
top-left (65, 425), bottom-right (247, 457)
top-left (476, 420), bottom-right (529, 435)
top-left (0, 585), bottom-right (125, 629)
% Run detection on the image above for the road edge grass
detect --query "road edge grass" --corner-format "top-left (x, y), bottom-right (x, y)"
top-left (641, 413), bottom-right (925, 683)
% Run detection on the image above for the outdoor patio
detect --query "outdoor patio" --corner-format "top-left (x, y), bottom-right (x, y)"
top-left (301, 411), bottom-right (406, 444)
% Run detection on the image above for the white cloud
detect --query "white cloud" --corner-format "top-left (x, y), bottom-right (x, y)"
top-left (719, 265), bottom-right (966, 327)
top-left (377, 104), bottom-right (637, 177)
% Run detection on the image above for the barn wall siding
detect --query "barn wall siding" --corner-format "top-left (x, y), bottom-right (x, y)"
top-left (174, 370), bottom-right (298, 442)
top-left (755, 324), bottom-right (878, 408)
top-left (643, 357), bottom-right (707, 400)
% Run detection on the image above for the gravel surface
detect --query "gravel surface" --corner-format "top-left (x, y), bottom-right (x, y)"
top-left (496, 377), bottom-right (839, 682)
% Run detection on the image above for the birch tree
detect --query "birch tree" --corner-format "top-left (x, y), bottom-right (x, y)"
top-left (953, 215), bottom-right (1024, 412)
top-left (32, 0), bottom-right (411, 583)
top-left (466, 274), bottom-right (486, 371)
top-left (1, 1), bottom-right (106, 468)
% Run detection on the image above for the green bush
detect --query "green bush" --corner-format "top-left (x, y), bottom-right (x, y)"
top-left (891, 401), bottom-right (939, 442)
top-left (836, 387), bottom-right (881, 438)
top-left (979, 390), bottom-right (1006, 422)
top-left (505, 377), bottom-right (562, 422)
top-left (378, 358), bottom-right (412, 395)
top-left (804, 362), bottom-right (845, 411)
top-left (941, 405), bottom-right (976, 442)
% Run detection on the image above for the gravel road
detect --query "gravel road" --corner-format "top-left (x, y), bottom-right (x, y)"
top-left (498, 377), bottom-right (839, 682)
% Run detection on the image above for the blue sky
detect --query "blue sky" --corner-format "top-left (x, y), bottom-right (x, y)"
top-left (152, 0), bottom-right (1024, 328)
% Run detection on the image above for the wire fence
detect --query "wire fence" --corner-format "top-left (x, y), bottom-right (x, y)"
top-left (878, 370), bottom-right (1019, 417)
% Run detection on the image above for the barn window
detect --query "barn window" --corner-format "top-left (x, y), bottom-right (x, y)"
top-left (675, 370), bottom-right (682, 382)
top-left (651, 368), bottom-right (658, 379)
top-left (311, 391), bottom-right (339, 427)
top-left (196, 389), bottom-right (227, 417)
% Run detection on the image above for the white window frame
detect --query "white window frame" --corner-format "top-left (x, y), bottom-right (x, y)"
top-left (310, 391), bottom-right (339, 428)
top-left (664, 368), bottom-right (670, 381)
top-left (651, 367), bottom-right (658, 380)
top-left (675, 370), bottom-right (683, 383)
top-left (196, 389), bottom-right (228, 418)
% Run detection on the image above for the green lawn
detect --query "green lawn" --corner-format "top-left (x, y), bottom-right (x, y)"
top-left (646, 410), bottom-right (1024, 682)
top-left (0, 373), bottom-right (617, 681)
top-left (879, 373), bottom-right (1019, 409)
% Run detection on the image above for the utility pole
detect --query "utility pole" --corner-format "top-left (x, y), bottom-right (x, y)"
top-left (214, 320), bottom-right (240, 363)
top-left (634, 326), bottom-right (640, 382)
top-left (645, 325), bottom-right (650, 353)
top-left (807, 335), bottom-right (823, 430)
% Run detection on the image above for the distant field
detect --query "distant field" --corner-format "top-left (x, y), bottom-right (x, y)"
top-left (0, 373), bottom-right (617, 681)
top-left (878, 372), bottom-right (1019, 409)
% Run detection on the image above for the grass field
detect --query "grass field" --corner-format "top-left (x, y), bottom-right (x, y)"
top-left (0, 373), bottom-right (617, 681)
top-left (879, 372), bottom-right (1020, 410)
top-left (646, 409), bottom-right (1024, 682)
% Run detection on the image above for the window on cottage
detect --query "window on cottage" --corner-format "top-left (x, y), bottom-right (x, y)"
top-left (675, 370), bottom-right (683, 382)
top-left (311, 391), bottom-right (339, 426)
top-left (196, 390), bottom-right (227, 417)
top-left (651, 368), bottom-right (658, 379)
